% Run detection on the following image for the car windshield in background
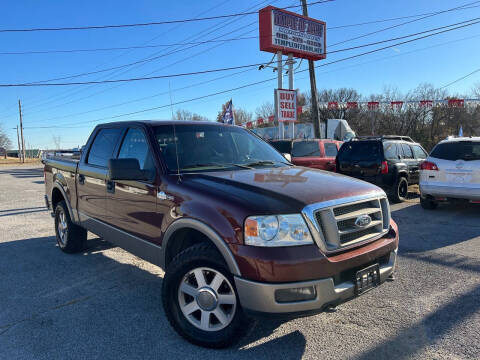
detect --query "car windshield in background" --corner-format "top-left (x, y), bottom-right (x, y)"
top-left (292, 141), bottom-right (320, 157)
top-left (154, 124), bottom-right (288, 172)
top-left (430, 141), bottom-right (480, 161)
top-left (338, 141), bottom-right (382, 161)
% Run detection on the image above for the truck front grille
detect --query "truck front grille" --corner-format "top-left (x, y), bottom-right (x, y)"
top-left (305, 195), bottom-right (390, 252)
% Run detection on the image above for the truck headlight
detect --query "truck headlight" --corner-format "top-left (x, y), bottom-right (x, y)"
top-left (244, 214), bottom-right (313, 247)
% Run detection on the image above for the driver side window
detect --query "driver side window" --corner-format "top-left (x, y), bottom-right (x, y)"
top-left (118, 128), bottom-right (155, 181)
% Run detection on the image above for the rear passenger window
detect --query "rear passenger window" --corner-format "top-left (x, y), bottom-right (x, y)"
top-left (324, 143), bottom-right (338, 157)
top-left (383, 143), bottom-right (398, 160)
top-left (118, 128), bottom-right (155, 180)
top-left (87, 128), bottom-right (123, 167)
top-left (292, 141), bottom-right (320, 157)
top-left (401, 144), bottom-right (414, 159)
top-left (411, 145), bottom-right (427, 159)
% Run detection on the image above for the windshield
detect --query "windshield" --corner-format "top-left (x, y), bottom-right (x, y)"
top-left (430, 141), bottom-right (480, 161)
top-left (337, 141), bottom-right (382, 162)
top-left (292, 141), bottom-right (320, 157)
top-left (154, 124), bottom-right (288, 172)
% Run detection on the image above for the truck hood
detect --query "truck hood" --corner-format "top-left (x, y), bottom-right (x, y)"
top-left (181, 166), bottom-right (384, 213)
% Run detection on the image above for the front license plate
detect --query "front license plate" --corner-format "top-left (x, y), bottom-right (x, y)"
top-left (355, 264), bottom-right (380, 296)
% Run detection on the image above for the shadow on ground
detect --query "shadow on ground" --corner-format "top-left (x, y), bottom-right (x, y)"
top-left (0, 236), bottom-right (306, 359)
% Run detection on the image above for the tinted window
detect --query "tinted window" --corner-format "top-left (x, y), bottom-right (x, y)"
top-left (292, 141), bottom-right (320, 157)
top-left (337, 141), bottom-right (382, 161)
top-left (118, 128), bottom-right (155, 180)
top-left (154, 124), bottom-right (287, 173)
top-left (269, 141), bottom-right (292, 154)
top-left (401, 143), bottom-right (414, 159)
top-left (411, 145), bottom-right (427, 159)
top-left (87, 128), bottom-right (123, 167)
top-left (430, 141), bottom-right (480, 161)
top-left (383, 142), bottom-right (398, 160)
top-left (324, 143), bottom-right (338, 157)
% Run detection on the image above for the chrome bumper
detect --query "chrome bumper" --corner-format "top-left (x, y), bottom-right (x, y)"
top-left (234, 249), bottom-right (397, 314)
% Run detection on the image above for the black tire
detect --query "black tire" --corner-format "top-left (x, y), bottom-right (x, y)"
top-left (162, 243), bottom-right (253, 348)
top-left (54, 200), bottom-right (87, 253)
top-left (391, 176), bottom-right (408, 203)
top-left (420, 197), bottom-right (438, 210)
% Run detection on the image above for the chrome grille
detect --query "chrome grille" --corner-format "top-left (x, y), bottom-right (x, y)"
top-left (303, 194), bottom-right (390, 252)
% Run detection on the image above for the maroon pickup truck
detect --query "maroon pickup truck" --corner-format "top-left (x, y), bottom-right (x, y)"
top-left (44, 121), bottom-right (398, 348)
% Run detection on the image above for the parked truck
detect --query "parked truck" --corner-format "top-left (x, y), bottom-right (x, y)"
top-left (44, 121), bottom-right (398, 348)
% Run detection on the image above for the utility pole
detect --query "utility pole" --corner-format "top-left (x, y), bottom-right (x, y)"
top-left (16, 125), bottom-right (21, 163)
top-left (18, 99), bottom-right (26, 162)
top-left (301, 0), bottom-right (322, 138)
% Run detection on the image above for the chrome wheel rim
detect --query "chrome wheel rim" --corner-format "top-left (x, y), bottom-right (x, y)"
top-left (178, 267), bottom-right (236, 332)
top-left (57, 209), bottom-right (68, 245)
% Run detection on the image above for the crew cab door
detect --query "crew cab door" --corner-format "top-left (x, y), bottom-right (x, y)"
top-left (106, 127), bottom-right (162, 244)
top-left (410, 144), bottom-right (428, 184)
top-left (77, 127), bottom-right (123, 223)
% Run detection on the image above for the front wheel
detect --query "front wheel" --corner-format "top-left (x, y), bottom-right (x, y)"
top-left (162, 243), bottom-right (252, 348)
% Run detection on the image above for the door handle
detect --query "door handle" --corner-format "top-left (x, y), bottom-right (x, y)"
top-left (106, 180), bottom-right (115, 193)
top-left (78, 174), bottom-right (85, 185)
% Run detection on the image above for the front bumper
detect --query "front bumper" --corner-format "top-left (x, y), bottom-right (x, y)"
top-left (420, 183), bottom-right (480, 200)
top-left (234, 249), bottom-right (397, 316)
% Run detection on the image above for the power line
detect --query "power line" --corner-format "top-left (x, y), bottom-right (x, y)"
top-left (4, 5), bottom-right (480, 56)
top-left (27, 32), bottom-right (480, 126)
top-left (329, 0), bottom-right (480, 47)
top-left (0, 0), bottom-right (333, 33)
top-left (4, 17), bottom-right (480, 88)
top-left (441, 67), bottom-right (480, 88)
top-left (25, 20), bottom-right (480, 128)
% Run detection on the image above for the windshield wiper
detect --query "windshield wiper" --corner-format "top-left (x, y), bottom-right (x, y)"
top-left (244, 160), bottom-right (293, 167)
top-left (181, 162), bottom-right (253, 170)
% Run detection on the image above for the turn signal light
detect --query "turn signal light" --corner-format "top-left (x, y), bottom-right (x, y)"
top-left (381, 161), bottom-right (389, 174)
top-left (420, 161), bottom-right (439, 171)
top-left (245, 218), bottom-right (258, 237)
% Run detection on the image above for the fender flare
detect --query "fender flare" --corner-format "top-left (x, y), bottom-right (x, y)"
top-left (52, 182), bottom-right (79, 224)
top-left (162, 218), bottom-right (241, 276)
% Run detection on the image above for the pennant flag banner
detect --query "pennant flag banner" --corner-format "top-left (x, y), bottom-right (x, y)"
top-left (268, 115), bottom-right (275, 123)
top-left (317, 98), bottom-right (480, 109)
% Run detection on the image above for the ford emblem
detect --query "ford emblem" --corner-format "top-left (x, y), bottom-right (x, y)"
top-left (354, 214), bottom-right (372, 228)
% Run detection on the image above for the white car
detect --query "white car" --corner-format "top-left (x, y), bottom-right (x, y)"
top-left (419, 137), bottom-right (480, 209)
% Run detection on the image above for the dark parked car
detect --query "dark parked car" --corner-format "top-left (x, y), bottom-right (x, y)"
top-left (291, 139), bottom-right (343, 172)
top-left (44, 121), bottom-right (398, 348)
top-left (336, 136), bottom-right (428, 202)
top-left (268, 139), bottom-right (292, 155)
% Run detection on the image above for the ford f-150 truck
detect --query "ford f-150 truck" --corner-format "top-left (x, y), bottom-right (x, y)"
top-left (44, 121), bottom-right (398, 348)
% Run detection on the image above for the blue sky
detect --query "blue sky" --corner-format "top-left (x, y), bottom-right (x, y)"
top-left (1, 0), bottom-right (480, 149)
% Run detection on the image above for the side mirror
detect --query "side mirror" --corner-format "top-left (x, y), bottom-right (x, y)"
top-left (108, 158), bottom-right (146, 181)
top-left (283, 153), bottom-right (292, 162)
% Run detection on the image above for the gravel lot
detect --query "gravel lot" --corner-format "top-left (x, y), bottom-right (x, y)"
top-left (1, 164), bottom-right (479, 359)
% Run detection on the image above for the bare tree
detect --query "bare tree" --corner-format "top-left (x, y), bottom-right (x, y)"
top-left (173, 109), bottom-right (209, 121)
top-left (255, 101), bottom-right (274, 120)
top-left (233, 107), bottom-right (252, 125)
top-left (52, 135), bottom-right (62, 150)
top-left (473, 82), bottom-right (480, 98)
top-left (0, 125), bottom-right (12, 158)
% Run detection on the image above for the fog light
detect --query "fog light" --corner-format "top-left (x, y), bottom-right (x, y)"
top-left (275, 286), bottom-right (316, 303)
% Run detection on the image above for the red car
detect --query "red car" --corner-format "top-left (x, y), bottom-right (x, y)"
top-left (291, 139), bottom-right (343, 171)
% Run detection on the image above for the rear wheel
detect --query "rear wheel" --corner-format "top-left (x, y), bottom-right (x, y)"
top-left (392, 176), bottom-right (408, 203)
top-left (54, 200), bottom-right (87, 253)
top-left (162, 243), bottom-right (252, 348)
top-left (420, 197), bottom-right (438, 210)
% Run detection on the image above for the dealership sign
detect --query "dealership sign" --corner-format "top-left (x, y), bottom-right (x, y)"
top-left (276, 89), bottom-right (297, 122)
top-left (259, 6), bottom-right (326, 61)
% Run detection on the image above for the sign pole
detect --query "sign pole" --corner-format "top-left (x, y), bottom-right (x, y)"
top-left (288, 53), bottom-right (295, 139)
top-left (276, 51), bottom-right (284, 139)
